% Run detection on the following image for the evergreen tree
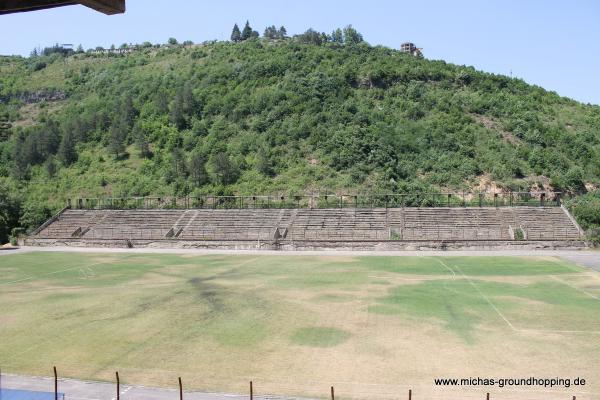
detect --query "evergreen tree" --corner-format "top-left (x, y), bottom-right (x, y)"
top-left (0, 113), bottom-right (10, 140)
top-left (331, 28), bottom-right (343, 44)
top-left (278, 26), bottom-right (287, 39)
top-left (170, 147), bottom-right (187, 177)
top-left (297, 29), bottom-right (323, 45)
top-left (120, 94), bottom-right (136, 129)
top-left (45, 156), bottom-right (57, 178)
top-left (264, 25), bottom-right (281, 39)
top-left (11, 133), bottom-right (28, 180)
top-left (42, 120), bottom-right (61, 157)
top-left (343, 25), bottom-right (363, 45)
top-left (108, 121), bottom-right (126, 159)
top-left (189, 152), bottom-right (208, 187)
top-left (58, 130), bottom-right (77, 166)
top-left (155, 90), bottom-right (169, 115)
top-left (230, 23), bottom-right (241, 42)
top-left (181, 83), bottom-right (195, 116)
top-left (76, 44), bottom-right (84, 53)
top-left (133, 124), bottom-right (151, 158)
top-left (0, 183), bottom-right (19, 244)
top-left (170, 92), bottom-right (186, 130)
top-left (211, 152), bottom-right (239, 184)
top-left (241, 21), bottom-right (253, 41)
top-left (264, 26), bottom-right (275, 39)
top-left (256, 148), bottom-right (273, 176)
top-left (22, 133), bottom-right (41, 166)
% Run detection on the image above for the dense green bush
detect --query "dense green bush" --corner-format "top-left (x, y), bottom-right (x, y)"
top-left (0, 181), bottom-right (20, 243)
top-left (566, 190), bottom-right (600, 245)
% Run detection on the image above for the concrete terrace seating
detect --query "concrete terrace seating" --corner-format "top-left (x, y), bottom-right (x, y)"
top-left (33, 206), bottom-right (583, 243)
top-left (514, 207), bottom-right (581, 240)
top-left (85, 210), bottom-right (183, 240)
top-left (36, 209), bottom-right (102, 238)
top-left (389, 208), bottom-right (514, 241)
top-left (37, 210), bottom-right (185, 240)
top-left (179, 209), bottom-right (293, 240)
top-left (287, 208), bottom-right (388, 240)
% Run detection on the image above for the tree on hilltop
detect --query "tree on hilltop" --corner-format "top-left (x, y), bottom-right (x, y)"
top-left (231, 23), bottom-right (241, 42)
top-left (241, 21), bottom-right (259, 41)
top-left (278, 26), bottom-right (287, 39)
top-left (331, 28), bottom-right (343, 44)
top-left (297, 29), bottom-right (325, 45)
top-left (264, 25), bottom-right (288, 40)
top-left (343, 25), bottom-right (363, 45)
top-left (263, 25), bottom-right (277, 39)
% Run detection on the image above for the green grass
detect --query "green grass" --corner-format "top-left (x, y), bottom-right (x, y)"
top-left (291, 327), bottom-right (351, 347)
top-left (0, 252), bottom-right (598, 397)
top-left (362, 256), bottom-right (580, 276)
top-left (369, 280), bottom-right (490, 343)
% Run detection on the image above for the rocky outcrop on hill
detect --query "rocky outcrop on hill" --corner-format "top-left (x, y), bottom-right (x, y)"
top-left (0, 88), bottom-right (67, 104)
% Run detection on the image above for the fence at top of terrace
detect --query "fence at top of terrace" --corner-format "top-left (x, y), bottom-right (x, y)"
top-left (68, 192), bottom-right (565, 210)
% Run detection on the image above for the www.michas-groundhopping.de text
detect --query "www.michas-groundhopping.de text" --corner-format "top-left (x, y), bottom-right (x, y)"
top-left (434, 377), bottom-right (586, 388)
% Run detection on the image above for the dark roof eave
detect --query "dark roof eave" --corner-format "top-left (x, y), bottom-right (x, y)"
top-left (0, 0), bottom-right (125, 15)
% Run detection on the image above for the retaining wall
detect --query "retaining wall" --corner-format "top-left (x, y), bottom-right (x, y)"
top-left (25, 237), bottom-right (587, 251)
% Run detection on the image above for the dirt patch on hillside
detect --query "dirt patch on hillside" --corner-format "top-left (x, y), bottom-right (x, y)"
top-left (475, 173), bottom-right (503, 193)
top-left (13, 101), bottom-right (66, 128)
top-left (470, 113), bottom-right (522, 145)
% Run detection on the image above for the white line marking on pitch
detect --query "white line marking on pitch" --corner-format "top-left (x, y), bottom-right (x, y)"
top-left (1, 255), bottom-right (135, 286)
top-left (550, 275), bottom-right (600, 300)
top-left (368, 275), bottom-right (425, 281)
top-left (437, 259), bottom-right (519, 332)
top-left (434, 258), bottom-right (465, 296)
top-left (445, 260), bottom-right (600, 335)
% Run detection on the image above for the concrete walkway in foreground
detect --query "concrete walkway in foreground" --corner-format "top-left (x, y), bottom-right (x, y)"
top-left (0, 373), bottom-right (295, 400)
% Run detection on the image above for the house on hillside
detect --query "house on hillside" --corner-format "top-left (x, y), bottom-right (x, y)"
top-left (401, 42), bottom-right (423, 57)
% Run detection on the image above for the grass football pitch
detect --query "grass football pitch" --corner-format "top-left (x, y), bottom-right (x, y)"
top-left (1, 252), bottom-right (599, 399)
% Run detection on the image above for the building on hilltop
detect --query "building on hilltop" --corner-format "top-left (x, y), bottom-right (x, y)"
top-left (400, 42), bottom-right (423, 57)
top-left (90, 44), bottom-right (139, 55)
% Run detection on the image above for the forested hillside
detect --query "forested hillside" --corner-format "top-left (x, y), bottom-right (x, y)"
top-left (1, 25), bottom-right (600, 240)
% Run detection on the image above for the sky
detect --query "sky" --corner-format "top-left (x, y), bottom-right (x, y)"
top-left (1, 0), bottom-right (599, 105)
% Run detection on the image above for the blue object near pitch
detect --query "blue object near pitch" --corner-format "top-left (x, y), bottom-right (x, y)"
top-left (0, 389), bottom-right (65, 400)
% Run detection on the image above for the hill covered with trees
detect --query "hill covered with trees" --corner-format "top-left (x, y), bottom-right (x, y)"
top-left (1, 23), bottom-right (599, 241)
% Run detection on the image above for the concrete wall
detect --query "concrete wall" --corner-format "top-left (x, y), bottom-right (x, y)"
top-left (25, 237), bottom-right (587, 251)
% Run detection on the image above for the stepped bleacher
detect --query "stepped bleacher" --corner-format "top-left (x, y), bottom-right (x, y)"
top-left (29, 206), bottom-right (585, 249)
top-left (287, 209), bottom-right (388, 240)
top-left (389, 208), bottom-right (515, 240)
